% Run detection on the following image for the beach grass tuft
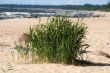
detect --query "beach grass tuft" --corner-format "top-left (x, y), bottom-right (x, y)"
top-left (15, 16), bottom-right (88, 64)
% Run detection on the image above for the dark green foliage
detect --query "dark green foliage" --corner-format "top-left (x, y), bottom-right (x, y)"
top-left (103, 3), bottom-right (110, 11)
top-left (15, 16), bottom-right (88, 64)
top-left (0, 4), bottom-right (109, 12)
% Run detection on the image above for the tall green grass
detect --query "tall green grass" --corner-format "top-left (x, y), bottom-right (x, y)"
top-left (15, 16), bottom-right (88, 64)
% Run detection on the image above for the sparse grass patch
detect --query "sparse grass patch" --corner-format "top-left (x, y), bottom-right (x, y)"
top-left (15, 16), bottom-right (88, 65)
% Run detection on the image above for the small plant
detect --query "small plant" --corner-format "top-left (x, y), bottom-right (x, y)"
top-left (15, 16), bottom-right (88, 64)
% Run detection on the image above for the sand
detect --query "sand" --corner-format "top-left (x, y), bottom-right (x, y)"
top-left (0, 12), bottom-right (110, 73)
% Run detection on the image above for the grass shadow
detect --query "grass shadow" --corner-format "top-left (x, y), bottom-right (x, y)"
top-left (76, 60), bottom-right (110, 66)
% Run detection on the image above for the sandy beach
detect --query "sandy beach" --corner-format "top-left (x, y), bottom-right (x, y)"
top-left (0, 12), bottom-right (110, 73)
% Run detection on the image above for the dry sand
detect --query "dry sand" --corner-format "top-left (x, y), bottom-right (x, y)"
top-left (0, 12), bottom-right (110, 73)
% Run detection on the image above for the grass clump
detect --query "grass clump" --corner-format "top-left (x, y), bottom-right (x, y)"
top-left (15, 16), bottom-right (88, 65)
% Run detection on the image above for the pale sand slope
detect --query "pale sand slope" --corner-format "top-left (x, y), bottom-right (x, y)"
top-left (0, 13), bottom-right (110, 73)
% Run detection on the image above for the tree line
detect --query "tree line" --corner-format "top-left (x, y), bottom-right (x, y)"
top-left (0, 4), bottom-right (109, 11)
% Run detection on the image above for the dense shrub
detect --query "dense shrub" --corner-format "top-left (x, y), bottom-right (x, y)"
top-left (15, 16), bottom-right (88, 64)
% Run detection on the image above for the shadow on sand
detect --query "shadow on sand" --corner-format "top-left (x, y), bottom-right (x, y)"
top-left (76, 60), bottom-right (110, 66)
